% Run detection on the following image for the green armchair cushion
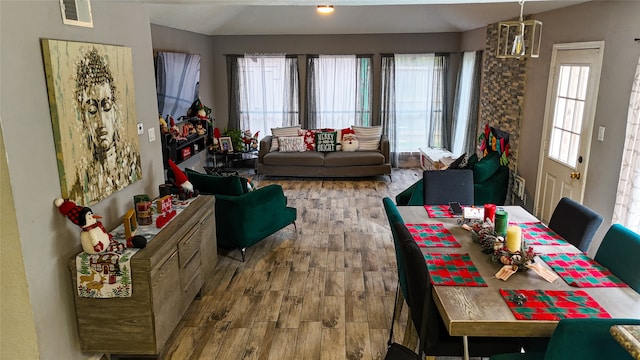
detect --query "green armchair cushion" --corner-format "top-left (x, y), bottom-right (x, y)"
top-left (469, 152), bottom-right (501, 184)
top-left (216, 184), bottom-right (297, 250)
top-left (185, 168), bottom-right (246, 196)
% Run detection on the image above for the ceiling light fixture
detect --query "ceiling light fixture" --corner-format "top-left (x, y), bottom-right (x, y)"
top-left (496, 0), bottom-right (542, 59)
top-left (317, 5), bottom-right (334, 14)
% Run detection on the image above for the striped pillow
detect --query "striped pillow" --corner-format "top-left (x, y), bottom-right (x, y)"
top-left (270, 125), bottom-right (302, 151)
top-left (278, 136), bottom-right (306, 152)
top-left (352, 126), bottom-right (382, 151)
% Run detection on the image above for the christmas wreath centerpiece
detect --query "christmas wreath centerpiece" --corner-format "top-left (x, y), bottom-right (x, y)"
top-left (491, 243), bottom-right (536, 271)
top-left (469, 220), bottom-right (503, 254)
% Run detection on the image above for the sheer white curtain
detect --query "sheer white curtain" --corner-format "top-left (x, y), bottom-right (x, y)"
top-left (394, 53), bottom-right (441, 152)
top-left (237, 55), bottom-right (298, 137)
top-left (613, 56), bottom-right (640, 232)
top-left (306, 55), bottom-right (376, 130)
top-left (451, 51), bottom-right (480, 157)
top-left (156, 52), bottom-right (200, 118)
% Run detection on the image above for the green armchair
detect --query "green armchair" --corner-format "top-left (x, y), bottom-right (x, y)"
top-left (185, 169), bottom-right (297, 261)
top-left (395, 152), bottom-right (509, 206)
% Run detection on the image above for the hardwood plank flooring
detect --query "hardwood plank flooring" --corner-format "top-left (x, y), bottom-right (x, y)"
top-left (153, 168), bottom-right (482, 360)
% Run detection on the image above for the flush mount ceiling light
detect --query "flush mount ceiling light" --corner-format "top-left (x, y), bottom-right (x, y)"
top-left (317, 5), bottom-right (334, 14)
top-left (497, 0), bottom-right (542, 59)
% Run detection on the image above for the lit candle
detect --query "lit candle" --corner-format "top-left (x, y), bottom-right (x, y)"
top-left (506, 225), bottom-right (522, 253)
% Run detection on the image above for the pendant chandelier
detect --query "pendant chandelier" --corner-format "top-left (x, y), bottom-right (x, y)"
top-left (496, 0), bottom-right (542, 59)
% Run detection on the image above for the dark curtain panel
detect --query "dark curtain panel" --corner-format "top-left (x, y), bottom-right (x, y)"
top-left (226, 55), bottom-right (241, 131)
top-left (436, 55), bottom-right (450, 149)
top-left (305, 56), bottom-right (318, 129)
top-left (380, 55), bottom-right (398, 167)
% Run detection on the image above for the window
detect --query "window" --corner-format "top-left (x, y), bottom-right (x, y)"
top-left (233, 55), bottom-right (299, 137)
top-left (548, 65), bottom-right (590, 168)
top-left (381, 54), bottom-right (448, 158)
top-left (306, 55), bottom-right (372, 129)
top-left (451, 51), bottom-right (482, 157)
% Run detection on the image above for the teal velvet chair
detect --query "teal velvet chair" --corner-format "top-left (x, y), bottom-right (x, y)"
top-left (490, 318), bottom-right (640, 360)
top-left (185, 169), bottom-right (297, 261)
top-left (594, 224), bottom-right (640, 293)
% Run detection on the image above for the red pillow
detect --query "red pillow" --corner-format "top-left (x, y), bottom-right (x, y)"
top-left (300, 129), bottom-right (319, 151)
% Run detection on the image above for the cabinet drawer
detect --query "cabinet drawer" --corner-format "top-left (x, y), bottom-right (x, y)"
top-left (180, 251), bottom-right (202, 292)
top-left (151, 251), bottom-right (182, 347)
top-left (178, 226), bottom-right (201, 269)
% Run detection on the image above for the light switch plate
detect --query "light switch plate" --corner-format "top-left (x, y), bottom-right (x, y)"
top-left (148, 127), bottom-right (156, 142)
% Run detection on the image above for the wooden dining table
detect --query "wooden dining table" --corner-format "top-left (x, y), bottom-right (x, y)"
top-left (397, 205), bottom-right (640, 360)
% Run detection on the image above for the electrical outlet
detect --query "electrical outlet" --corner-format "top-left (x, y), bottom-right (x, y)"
top-left (137, 123), bottom-right (144, 135)
top-left (513, 175), bottom-right (525, 200)
top-left (148, 127), bottom-right (156, 142)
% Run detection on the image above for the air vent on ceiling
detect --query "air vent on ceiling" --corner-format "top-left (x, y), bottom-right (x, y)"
top-left (60, 0), bottom-right (93, 28)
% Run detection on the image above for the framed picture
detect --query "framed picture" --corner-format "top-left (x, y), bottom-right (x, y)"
top-left (41, 39), bottom-right (142, 206)
top-left (219, 137), bottom-right (233, 153)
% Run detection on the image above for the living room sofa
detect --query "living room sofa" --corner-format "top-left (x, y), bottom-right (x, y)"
top-left (257, 135), bottom-right (392, 178)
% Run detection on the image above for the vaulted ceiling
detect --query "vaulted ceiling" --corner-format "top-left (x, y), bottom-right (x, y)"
top-left (138, 0), bottom-right (589, 36)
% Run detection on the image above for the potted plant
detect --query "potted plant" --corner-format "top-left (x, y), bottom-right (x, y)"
top-left (222, 128), bottom-right (244, 152)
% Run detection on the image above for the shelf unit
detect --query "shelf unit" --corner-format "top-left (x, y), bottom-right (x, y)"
top-left (161, 117), bottom-right (212, 167)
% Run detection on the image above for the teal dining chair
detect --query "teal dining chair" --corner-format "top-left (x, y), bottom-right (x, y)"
top-left (594, 224), bottom-right (640, 293)
top-left (490, 318), bottom-right (640, 360)
top-left (382, 197), bottom-right (414, 348)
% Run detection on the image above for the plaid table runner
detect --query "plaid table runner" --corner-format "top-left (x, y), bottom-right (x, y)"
top-left (500, 289), bottom-right (611, 320)
top-left (424, 205), bottom-right (457, 218)
top-left (516, 222), bottom-right (567, 246)
top-left (424, 253), bottom-right (487, 286)
top-left (540, 253), bottom-right (628, 288)
top-left (406, 223), bottom-right (461, 248)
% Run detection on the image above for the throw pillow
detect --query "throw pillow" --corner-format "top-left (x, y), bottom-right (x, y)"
top-left (352, 125), bottom-right (382, 151)
top-left (315, 131), bottom-right (337, 152)
top-left (448, 153), bottom-right (467, 169)
top-left (184, 168), bottom-right (244, 196)
top-left (278, 136), bottom-right (306, 152)
top-left (341, 133), bottom-right (359, 152)
top-left (299, 129), bottom-right (319, 151)
top-left (270, 125), bottom-right (301, 152)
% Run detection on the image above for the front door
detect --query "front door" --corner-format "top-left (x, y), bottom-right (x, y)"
top-left (535, 42), bottom-right (605, 223)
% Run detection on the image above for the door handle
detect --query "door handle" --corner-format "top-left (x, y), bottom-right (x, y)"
top-left (570, 171), bottom-right (581, 180)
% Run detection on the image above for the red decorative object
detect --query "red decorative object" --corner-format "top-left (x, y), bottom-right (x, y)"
top-left (181, 147), bottom-right (191, 160)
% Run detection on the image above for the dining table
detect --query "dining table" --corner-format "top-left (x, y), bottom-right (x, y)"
top-left (397, 205), bottom-right (640, 360)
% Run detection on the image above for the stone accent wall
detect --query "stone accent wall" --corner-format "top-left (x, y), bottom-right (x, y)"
top-left (478, 22), bottom-right (529, 174)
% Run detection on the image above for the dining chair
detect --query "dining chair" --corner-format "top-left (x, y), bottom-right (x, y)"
top-left (547, 197), bottom-right (603, 253)
top-left (422, 169), bottom-right (474, 206)
top-left (489, 318), bottom-right (640, 360)
top-left (382, 197), bottom-right (416, 348)
top-left (594, 223), bottom-right (640, 293)
top-left (394, 222), bottom-right (522, 357)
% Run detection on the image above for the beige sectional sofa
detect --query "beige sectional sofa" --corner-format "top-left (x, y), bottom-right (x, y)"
top-left (257, 135), bottom-right (392, 179)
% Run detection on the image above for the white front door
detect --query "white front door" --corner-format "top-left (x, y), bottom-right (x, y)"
top-left (535, 42), bottom-right (605, 223)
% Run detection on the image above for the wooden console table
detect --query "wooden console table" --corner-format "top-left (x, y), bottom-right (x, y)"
top-left (68, 195), bottom-right (216, 357)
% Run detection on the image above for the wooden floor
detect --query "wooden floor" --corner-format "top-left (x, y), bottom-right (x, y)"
top-left (160, 168), bottom-right (425, 360)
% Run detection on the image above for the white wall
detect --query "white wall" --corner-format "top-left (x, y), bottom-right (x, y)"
top-left (0, 1), bottom-right (164, 359)
top-left (519, 1), bottom-right (640, 255)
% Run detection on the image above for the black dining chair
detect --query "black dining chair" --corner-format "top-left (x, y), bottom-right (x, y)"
top-left (548, 197), bottom-right (603, 253)
top-left (393, 222), bottom-right (523, 358)
top-left (594, 223), bottom-right (640, 294)
top-left (422, 169), bottom-right (474, 206)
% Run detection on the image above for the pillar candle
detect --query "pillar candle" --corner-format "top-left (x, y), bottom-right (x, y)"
top-left (484, 204), bottom-right (497, 224)
top-left (506, 225), bottom-right (522, 253)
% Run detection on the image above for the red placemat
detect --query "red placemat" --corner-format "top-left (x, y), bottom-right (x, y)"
top-left (405, 223), bottom-right (461, 248)
top-left (424, 205), bottom-right (458, 218)
top-left (424, 253), bottom-right (487, 286)
top-left (517, 222), bottom-right (567, 246)
top-left (540, 253), bottom-right (628, 288)
top-left (500, 289), bottom-right (610, 320)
